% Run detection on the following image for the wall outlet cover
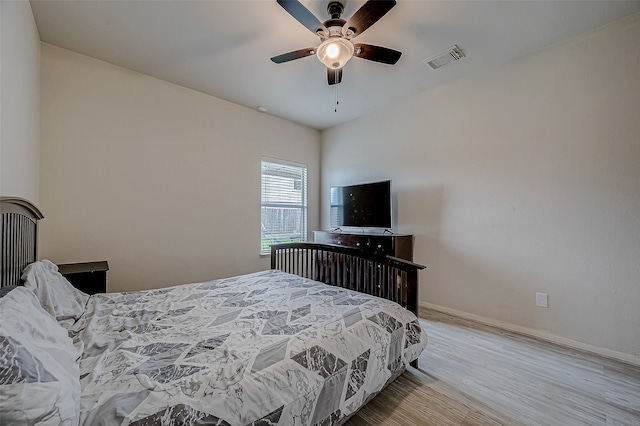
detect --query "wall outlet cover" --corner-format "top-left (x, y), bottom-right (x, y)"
top-left (536, 292), bottom-right (548, 308)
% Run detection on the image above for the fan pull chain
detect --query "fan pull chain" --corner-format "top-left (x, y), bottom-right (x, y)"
top-left (334, 85), bottom-right (339, 113)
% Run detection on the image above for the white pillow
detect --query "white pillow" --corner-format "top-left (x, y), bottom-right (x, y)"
top-left (22, 260), bottom-right (89, 327)
top-left (0, 287), bottom-right (81, 425)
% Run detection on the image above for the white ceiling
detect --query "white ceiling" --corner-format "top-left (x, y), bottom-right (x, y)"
top-left (30, 1), bottom-right (640, 130)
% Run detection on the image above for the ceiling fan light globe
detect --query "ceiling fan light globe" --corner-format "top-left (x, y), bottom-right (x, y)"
top-left (317, 38), bottom-right (354, 69)
top-left (327, 44), bottom-right (340, 58)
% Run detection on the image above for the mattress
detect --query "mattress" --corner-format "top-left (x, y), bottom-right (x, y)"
top-left (71, 269), bottom-right (427, 425)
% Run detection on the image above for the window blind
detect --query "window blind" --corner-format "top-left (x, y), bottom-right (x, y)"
top-left (261, 159), bottom-right (307, 254)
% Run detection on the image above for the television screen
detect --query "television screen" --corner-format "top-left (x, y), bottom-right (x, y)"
top-left (330, 180), bottom-right (391, 228)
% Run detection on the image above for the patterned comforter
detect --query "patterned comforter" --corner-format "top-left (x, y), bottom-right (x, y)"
top-left (71, 270), bottom-right (427, 425)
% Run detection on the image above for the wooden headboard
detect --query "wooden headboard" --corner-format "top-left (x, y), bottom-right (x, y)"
top-left (1, 197), bottom-right (44, 288)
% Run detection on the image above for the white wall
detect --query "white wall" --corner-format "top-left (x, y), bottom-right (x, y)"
top-left (321, 15), bottom-right (640, 361)
top-left (40, 44), bottom-right (320, 292)
top-left (0, 0), bottom-right (40, 203)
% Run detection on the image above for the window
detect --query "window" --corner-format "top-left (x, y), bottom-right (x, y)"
top-left (261, 158), bottom-right (307, 254)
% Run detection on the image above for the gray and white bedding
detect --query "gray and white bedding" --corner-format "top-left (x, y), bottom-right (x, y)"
top-left (2, 263), bottom-right (427, 426)
top-left (0, 286), bottom-right (82, 425)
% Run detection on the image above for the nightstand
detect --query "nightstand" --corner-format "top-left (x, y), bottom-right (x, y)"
top-left (57, 261), bottom-right (109, 295)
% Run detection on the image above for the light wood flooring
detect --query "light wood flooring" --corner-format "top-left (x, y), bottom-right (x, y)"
top-left (345, 309), bottom-right (640, 426)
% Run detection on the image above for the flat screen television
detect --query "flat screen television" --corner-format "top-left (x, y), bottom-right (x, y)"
top-left (330, 180), bottom-right (392, 229)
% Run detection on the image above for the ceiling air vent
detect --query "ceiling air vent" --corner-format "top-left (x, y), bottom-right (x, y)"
top-left (423, 45), bottom-right (465, 70)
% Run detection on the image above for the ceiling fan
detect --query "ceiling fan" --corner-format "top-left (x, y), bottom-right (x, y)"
top-left (271, 0), bottom-right (401, 85)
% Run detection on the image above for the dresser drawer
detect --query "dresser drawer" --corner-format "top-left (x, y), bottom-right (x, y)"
top-left (366, 236), bottom-right (394, 256)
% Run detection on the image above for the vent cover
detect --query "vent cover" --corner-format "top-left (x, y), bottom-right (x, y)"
top-left (423, 45), bottom-right (465, 70)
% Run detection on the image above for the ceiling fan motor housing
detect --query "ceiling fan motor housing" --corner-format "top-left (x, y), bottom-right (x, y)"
top-left (327, 1), bottom-right (345, 19)
top-left (324, 1), bottom-right (356, 38)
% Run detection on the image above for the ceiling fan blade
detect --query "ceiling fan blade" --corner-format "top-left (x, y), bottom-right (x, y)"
top-left (342, 0), bottom-right (396, 38)
top-left (328, 67), bottom-right (343, 85)
top-left (277, 0), bottom-right (328, 36)
top-left (271, 48), bottom-right (316, 64)
top-left (353, 44), bottom-right (402, 65)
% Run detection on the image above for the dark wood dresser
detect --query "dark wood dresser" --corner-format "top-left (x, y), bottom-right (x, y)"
top-left (58, 261), bottom-right (109, 295)
top-left (313, 231), bottom-right (413, 261)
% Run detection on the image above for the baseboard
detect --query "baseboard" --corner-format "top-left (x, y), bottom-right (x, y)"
top-left (420, 302), bottom-right (640, 367)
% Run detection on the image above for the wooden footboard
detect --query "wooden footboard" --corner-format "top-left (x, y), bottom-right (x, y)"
top-left (271, 242), bottom-right (426, 367)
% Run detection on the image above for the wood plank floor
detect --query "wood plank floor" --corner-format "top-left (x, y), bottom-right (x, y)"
top-left (345, 309), bottom-right (640, 426)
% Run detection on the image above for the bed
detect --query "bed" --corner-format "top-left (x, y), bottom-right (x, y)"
top-left (0, 197), bottom-right (427, 426)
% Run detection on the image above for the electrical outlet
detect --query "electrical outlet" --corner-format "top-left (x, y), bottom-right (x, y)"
top-left (536, 292), bottom-right (548, 308)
